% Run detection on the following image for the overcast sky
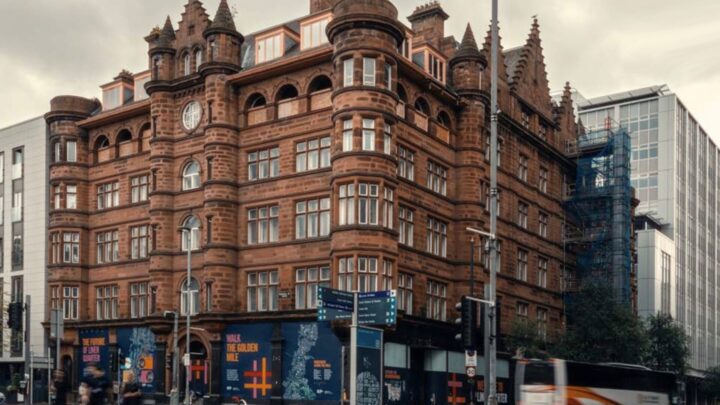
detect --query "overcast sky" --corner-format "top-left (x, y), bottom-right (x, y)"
top-left (1, 0), bottom-right (719, 137)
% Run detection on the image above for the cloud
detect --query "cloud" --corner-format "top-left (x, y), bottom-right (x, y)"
top-left (0, 0), bottom-right (718, 138)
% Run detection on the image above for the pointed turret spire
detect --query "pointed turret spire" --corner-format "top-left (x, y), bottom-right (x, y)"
top-left (204, 0), bottom-right (241, 38)
top-left (157, 16), bottom-right (176, 48)
top-left (210, 0), bottom-right (236, 31)
top-left (450, 23), bottom-right (486, 67)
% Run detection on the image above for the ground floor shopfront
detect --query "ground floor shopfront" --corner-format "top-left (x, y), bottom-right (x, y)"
top-left (57, 315), bottom-right (513, 405)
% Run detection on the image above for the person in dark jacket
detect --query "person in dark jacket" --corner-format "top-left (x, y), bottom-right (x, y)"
top-left (121, 371), bottom-right (142, 405)
top-left (80, 363), bottom-right (111, 405)
top-left (51, 370), bottom-right (69, 405)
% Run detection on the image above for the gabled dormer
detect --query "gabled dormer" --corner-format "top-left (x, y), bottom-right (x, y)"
top-left (412, 44), bottom-right (447, 84)
top-left (299, 11), bottom-right (332, 50)
top-left (101, 71), bottom-right (134, 111)
top-left (255, 26), bottom-right (300, 64)
top-left (133, 71), bottom-right (151, 102)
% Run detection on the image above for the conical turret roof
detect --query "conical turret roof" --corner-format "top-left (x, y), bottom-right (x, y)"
top-left (156, 16), bottom-right (176, 48)
top-left (204, 0), bottom-right (241, 38)
top-left (450, 24), bottom-right (486, 67)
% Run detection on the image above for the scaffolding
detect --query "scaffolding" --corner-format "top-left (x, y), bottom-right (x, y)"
top-left (564, 120), bottom-right (633, 306)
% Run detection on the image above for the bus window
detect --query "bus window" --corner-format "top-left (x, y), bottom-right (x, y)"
top-left (524, 362), bottom-right (554, 385)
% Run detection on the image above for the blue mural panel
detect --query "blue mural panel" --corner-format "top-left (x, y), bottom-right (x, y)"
top-left (79, 329), bottom-right (110, 374)
top-left (282, 322), bottom-right (342, 401)
top-left (221, 323), bottom-right (274, 401)
top-left (117, 327), bottom-right (157, 393)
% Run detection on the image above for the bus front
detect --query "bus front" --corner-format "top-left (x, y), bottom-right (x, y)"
top-left (515, 359), bottom-right (565, 405)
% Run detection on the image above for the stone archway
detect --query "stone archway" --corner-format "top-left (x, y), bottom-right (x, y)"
top-left (179, 335), bottom-right (210, 400)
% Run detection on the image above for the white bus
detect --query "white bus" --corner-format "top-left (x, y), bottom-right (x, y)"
top-left (515, 358), bottom-right (678, 405)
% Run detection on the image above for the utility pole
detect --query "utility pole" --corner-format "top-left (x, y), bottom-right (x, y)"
top-left (349, 291), bottom-right (358, 405)
top-left (24, 294), bottom-right (31, 405)
top-left (488, 0), bottom-right (500, 403)
top-left (165, 310), bottom-right (179, 405)
top-left (183, 228), bottom-right (192, 405)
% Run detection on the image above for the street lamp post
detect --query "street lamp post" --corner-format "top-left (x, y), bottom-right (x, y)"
top-left (488, 0), bottom-right (500, 403)
top-left (164, 311), bottom-right (179, 405)
top-left (466, 225), bottom-right (498, 405)
top-left (181, 227), bottom-right (193, 405)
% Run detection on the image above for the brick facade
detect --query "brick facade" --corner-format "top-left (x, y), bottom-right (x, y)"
top-left (46, 0), bottom-right (578, 401)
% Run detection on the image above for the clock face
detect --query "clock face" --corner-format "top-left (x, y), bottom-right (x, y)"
top-left (182, 101), bottom-right (202, 131)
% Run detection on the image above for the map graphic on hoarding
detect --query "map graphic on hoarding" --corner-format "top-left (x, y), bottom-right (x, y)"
top-left (282, 322), bottom-right (341, 401)
top-left (222, 323), bottom-right (274, 400)
top-left (117, 327), bottom-right (157, 392)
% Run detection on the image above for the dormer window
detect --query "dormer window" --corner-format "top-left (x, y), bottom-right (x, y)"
top-left (411, 46), bottom-right (446, 84)
top-left (255, 27), bottom-right (299, 64)
top-left (134, 71), bottom-right (151, 102)
top-left (257, 34), bottom-right (282, 63)
top-left (101, 83), bottom-right (133, 111)
top-left (301, 13), bottom-right (331, 50)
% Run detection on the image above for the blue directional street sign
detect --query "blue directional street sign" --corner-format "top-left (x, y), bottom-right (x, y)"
top-left (317, 288), bottom-right (398, 325)
top-left (318, 287), bottom-right (354, 321)
top-left (358, 290), bottom-right (397, 326)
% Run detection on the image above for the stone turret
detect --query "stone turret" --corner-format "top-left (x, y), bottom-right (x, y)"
top-left (202, 0), bottom-right (243, 70)
top-left (327, 0), bottom-right (404, 290)
top-left (450, 24), bottom-right (486, 93)
top-left (146, 17), bottom-right (177, 83)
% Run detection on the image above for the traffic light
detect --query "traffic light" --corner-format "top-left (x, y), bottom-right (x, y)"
top-left (454, 297), bottom-right (478, 349)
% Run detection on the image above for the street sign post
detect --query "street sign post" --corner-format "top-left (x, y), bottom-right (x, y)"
top-left (357, 291), bottom-right (397, 326)
top-left (465, 350), bottom-right (477, 378)
top-left (317, 287), bottom-right (354, 321)
top-left (318, 287), bottom-right (397, 326)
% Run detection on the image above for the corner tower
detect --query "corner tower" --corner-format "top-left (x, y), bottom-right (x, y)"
top-left (326, 0), bottom-right (406, 290)
top-left (200, 0), bottom-right (244, 312)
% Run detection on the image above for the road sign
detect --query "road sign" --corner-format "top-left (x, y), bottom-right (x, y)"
top-left (357, 290), bottom-right (397, 326)
top-left (183, 353), bottom-right (190, 366)
top-left (318, 287), bottom-right (355, 321)
top-left (466, 366), bottom-right (476, 378)
top-left (465, 350), bottom-right (477, 367)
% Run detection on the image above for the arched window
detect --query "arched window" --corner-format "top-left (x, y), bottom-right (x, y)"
top-left (116, 129), bottom-right (133, 157)
top-left (182, 161), bottom-right (201, 190)
top-left (180, 277), bottom-right (200, 316)
top-left (246, 93), bottom-right (267, 110)
top-left (195, 49), bottom-right (203, 71)
top-left (95, 135), bottom-right (111, 162)
top-left (397, 84), bottom-right (408, 103)
top-left (181, 216), bottom-right (201, 251)
top-left (414, 97), bottom-right (430, 115)
top-left (94, 135), bottom-right (110, 150)
top-left (437, 111), bottom-right (451, 128)
top-left (139, 123), bottom-right (151, 152)
top-left (276, 84), bottom-right (299, 102)
top-left (183, 53), bottom-right (191, 76)
top-left (308, 75), bottom-right (332, 94)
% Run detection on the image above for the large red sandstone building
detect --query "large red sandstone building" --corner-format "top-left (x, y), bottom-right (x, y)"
top-left (45, 0), bottom-right (578, 402)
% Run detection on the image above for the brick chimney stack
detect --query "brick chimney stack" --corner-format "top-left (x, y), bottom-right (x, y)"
top-left (407, 1), bottom-right (449, 50)
top-left (310, 0), bottom-right (340, 14)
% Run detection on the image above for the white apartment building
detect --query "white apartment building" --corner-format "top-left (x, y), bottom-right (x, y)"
top-left (0, 116), bottom-right (47, 393)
